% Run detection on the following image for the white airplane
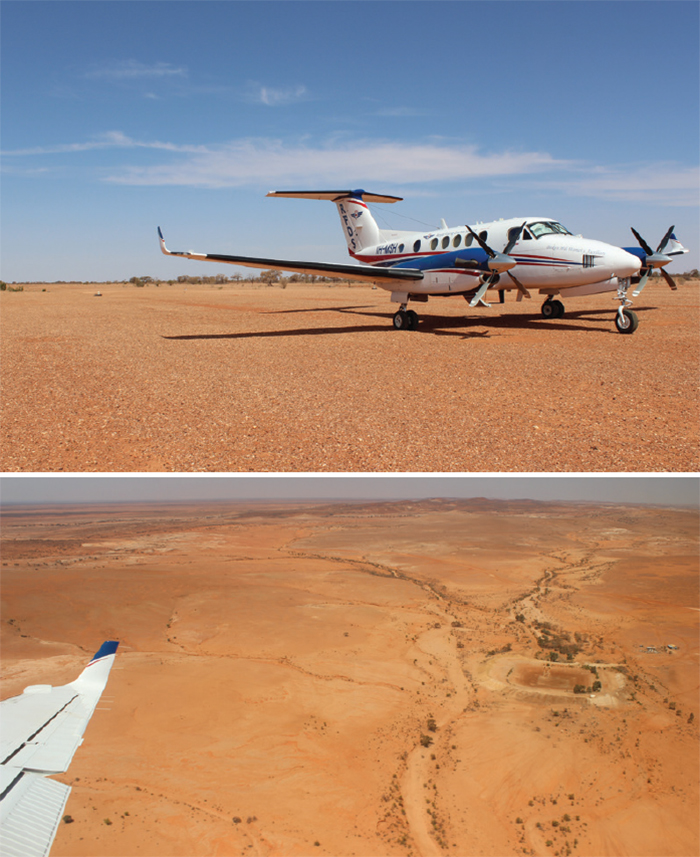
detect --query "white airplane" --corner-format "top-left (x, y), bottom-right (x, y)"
top-left (0, 641), bottom-right (119, 857)
top-left (158, 190), bottom-right (688, 334)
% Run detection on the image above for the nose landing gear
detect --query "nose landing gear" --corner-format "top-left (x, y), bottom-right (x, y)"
top-left (615, 277), bottom-right (638, 334)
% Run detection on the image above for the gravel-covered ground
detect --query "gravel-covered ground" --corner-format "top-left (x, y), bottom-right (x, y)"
top-left (2, 280), bottom-right (697, 472)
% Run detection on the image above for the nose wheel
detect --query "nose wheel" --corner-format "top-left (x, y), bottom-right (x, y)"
top-left (615, 308), bottom-right (638, 334)
top-left (393, 308), bottom-right (418, 330)
top-left (615, 277), bottom-right (638, 334)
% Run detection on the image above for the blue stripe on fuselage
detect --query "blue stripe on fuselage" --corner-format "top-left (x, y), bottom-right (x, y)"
top-left (391, 249), bottom-right (489, 271)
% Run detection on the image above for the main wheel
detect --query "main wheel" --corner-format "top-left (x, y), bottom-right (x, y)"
top-left (406, 309), bottom-right (418, 330)
top-left (393, 310), bottom-right (407, 329)
top-left (615, 308), bottom-right (638, 334)
top-left (541, 299), bottom-right (564, 319)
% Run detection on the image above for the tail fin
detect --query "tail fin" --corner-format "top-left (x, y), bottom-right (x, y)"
top-left (266, 189), bottom-right (402, 255)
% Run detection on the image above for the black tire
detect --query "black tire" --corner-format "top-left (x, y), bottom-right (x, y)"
top-left (615, 309), bottom-right (638, 334)
top-left (541, 299), bottom-right (564, 319)
top-left (406, 309), bottom-right (418, 330)
top-left (393, 310), bottom-right (407, 330)
top-left (550, 299), bottom-right (565, 319)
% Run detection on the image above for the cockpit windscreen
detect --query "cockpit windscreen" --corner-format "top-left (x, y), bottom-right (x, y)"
top-left (528, 221), bottom-right (572, 238)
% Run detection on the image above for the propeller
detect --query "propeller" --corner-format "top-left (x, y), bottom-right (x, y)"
top-left (459, 223), bottom-right (530, 305)
top-left (631, 226), bottom-right (678, 295)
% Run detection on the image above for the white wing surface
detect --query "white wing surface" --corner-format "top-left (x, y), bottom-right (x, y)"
top-left (0, 641), bottom-right (119, 857)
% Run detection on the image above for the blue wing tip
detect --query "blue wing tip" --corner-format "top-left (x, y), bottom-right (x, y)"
top-left (157, 226), bottom-right (164, 239)
top-left (91, 640), bottom-right (119, 662)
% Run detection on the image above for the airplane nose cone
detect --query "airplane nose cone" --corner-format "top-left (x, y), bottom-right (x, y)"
top-left (613, 247), bottom-right (642, 279)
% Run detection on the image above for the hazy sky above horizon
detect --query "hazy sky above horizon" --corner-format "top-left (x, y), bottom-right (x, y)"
top-left (2, 0), bottom-right (698, 282)
top-left (1, 476), bottom-right (697, 508)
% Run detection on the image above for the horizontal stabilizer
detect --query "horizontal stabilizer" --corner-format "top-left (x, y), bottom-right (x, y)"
top-left (266, 189), bottom-right (402, 204)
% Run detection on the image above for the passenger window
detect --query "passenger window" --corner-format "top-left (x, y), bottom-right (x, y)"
top-left (464, 233), bottom-right (473, 247)
top-left (453, 234), bottom-right (462, 248)
top-left (431, 237), bottom-right (439, 250)
top-left (398, 244), bottom-right (404, 253)
top-left (413, 240), bottom-right (421, 253)
top-left (442, 236), bottom-right (450, 249)
top-left (479, 231), bottom-right (488, 242)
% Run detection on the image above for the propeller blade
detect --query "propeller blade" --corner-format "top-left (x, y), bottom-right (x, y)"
top-left (465, 225), bottom-right (496, 258)
top-left (656, 225), bottom-right (675, 255)
top-left (469, 273), bottom-right (498, 307)
top-left (631, 227), bottom-right (654, 257)
top-left (660, 267), bottom-right (678, 291)
top-left (503, 221), bottom-right (527, 256)
top-left (632, 269), bottom-right (651, 297)
top-left (507, 270), bottom-right (531, 298)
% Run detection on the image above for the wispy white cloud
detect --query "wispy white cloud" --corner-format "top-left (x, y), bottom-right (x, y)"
top-left (84, 60), bottom-right (188, 80)
top-left (102, 139), bottom-right (568, 187)
top-left (245, 83), bottom-right (309, 106)
top-left (2, 131), bottom-right (206, 157)
top-left (4, 132), bottom-right (695, 207)
top-left (542, 163), bottom-right (700, 207)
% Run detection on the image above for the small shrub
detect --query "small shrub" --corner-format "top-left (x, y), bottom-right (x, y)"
top-left (103, 818), bottom-right (112, 826)
top-left (62, 815), bottom-right (74, 824)
top-left (420, 734), bottom-right (433, 748)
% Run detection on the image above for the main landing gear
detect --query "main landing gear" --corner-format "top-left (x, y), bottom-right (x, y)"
top-left (393, 306), bottom-right (418, 330)
top-left (541, 297), bottom-right (565, 319)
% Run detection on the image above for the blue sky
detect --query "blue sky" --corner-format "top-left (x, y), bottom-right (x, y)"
top-left (1, 476), bottom-right (698, 506)
top-left (2, 0), bottom-right (698, 282)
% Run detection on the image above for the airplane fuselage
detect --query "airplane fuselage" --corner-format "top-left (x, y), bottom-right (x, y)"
top-left (349, 213), bottom-right (641, 298)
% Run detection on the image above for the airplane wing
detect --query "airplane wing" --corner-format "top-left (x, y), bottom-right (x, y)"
top-left (0, 641), bottom-right (119, 857)
top-left (157, 228), bottom-right (424, 287)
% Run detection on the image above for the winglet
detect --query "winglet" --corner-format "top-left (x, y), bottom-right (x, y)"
top-left (158, 226), bottom-right (170, 255)
top-left (89, 640), bottom-right (119, 664)
top-left (70, 640), bottom-right (119, 696)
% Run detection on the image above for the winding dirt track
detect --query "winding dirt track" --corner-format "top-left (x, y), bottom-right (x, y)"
top-left (1, 280), bottom-right (698, 471)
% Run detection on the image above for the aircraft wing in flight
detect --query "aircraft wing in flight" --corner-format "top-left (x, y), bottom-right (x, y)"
top-left (158, 228), bottom-right (424, 286)
top-left (0, 641), bottom-right (119, 857)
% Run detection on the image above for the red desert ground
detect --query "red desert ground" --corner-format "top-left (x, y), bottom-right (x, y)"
top-left (2, 498), bottom-right (698, 856)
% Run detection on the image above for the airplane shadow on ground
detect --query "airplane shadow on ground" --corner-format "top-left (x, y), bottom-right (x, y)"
top-left (162, 304), bottom-right (658, 341)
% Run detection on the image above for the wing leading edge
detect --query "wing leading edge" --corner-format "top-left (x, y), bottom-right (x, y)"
top-left (157, 228), bottom-right (423, 287)
top-left (0, 641), bottom-right (119, 857)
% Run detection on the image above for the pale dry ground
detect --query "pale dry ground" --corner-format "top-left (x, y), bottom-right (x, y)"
top-left (1, 499), bottom-right (698, 857)
top-left (1, 280), bottom-right (698, 472)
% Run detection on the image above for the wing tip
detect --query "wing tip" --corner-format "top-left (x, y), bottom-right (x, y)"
top-left (90, 641), bottom-right (119, 663)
